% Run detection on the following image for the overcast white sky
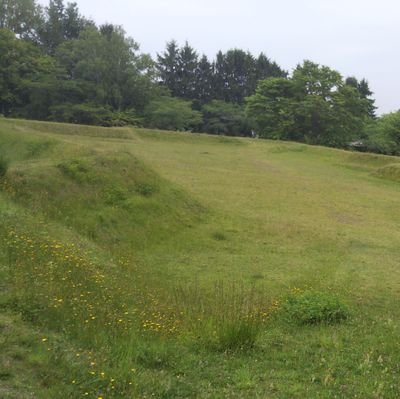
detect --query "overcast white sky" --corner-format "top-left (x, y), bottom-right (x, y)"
top-left (38, 0), bottom-right (400, 114)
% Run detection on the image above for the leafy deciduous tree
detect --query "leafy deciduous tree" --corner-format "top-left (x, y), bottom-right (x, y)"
top-left (246, 77), bottom-right (296, 140)
top-left (0, 0), bottom-right (41, 40)
top-left (201, 100), bottom-right (252, 136)
top-left (144, 96), bottom-right (202, 131)
top-left (247, 61), bottom-right (371, 147)
top-left (0, 28), bottom-right (52, 116)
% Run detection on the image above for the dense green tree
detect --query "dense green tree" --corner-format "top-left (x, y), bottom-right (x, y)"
top-left (144, 96), bottom-right (202, 131)
top-left (0, 28), bottom-right (52, 116)
top-left (291, 61), bottom-right (368, 146)
top-left (247, 61), bottom-right (371, 147)
top-left (0, 28), bottom-right (28, 115)
top-left (55, 24), bottom-right (155, 111)
top-left (38, 0), bottom-right (92, 53)
top-left (246, 77), bottom-right (296, 140)
top-left (382, 112), bottom-right (400, 149)
top-left (0, 0), bottom-right (41, 40)
top-left (328, 85), bottom-right (370, 145)
top-left (38, 0), bottom-right (65, 52)
top-left (364, 111), bottom-right (400, 154)
top-left (292, 85), bottom-right (366, 147)
top-left (21, 58), bottom-right (81, 120)
top-left (292, 60), bottom-right (342, 99)
top-left (63, 2), bottom-right (91, 39)
top-left (201, 100), bottom-right (252, 136)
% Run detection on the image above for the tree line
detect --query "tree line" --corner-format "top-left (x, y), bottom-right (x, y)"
top-left (1, 0), bottom-right (399, 155)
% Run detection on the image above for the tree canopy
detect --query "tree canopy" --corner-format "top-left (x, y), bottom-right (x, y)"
top-left (2, 0), bottom-right (398, 155)
top-left (246, 61), bottom-right (374, 147)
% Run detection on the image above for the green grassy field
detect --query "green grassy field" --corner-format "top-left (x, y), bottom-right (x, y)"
top-left (1, 118), bottom-right (400, 398)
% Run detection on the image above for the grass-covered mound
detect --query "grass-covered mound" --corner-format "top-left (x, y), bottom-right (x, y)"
top-left (373, 163), bottom-right (400, 182)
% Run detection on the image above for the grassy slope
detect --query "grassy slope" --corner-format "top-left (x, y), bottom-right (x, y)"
top-left (1, 118), bottom-right (400, 398)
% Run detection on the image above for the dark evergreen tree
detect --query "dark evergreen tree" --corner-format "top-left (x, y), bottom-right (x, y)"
top-left (214, 49), bottom-right (257, 104)
top-left (177, 41), bottom-right (198, 99)
top-left (193, 54), bottom-right (214, 103)
top-left (157, 40), bottom-right (180, 96)
top-left (64, 2), bottom-right (92, 40)
top-left (256, 53), bottom-right (287, 80)
top-left (213, 49), bottom-right (284, 104)
top-left (346, 76), bottom-right (376, 118)
top-left (37, 0), bottom-right (91, 54)
top-left (38, 0), bottom-right (65, 52)
top-left (345, 76), bottom-right (358, 88)
top-left (213, 50), bottom-right (226, 101)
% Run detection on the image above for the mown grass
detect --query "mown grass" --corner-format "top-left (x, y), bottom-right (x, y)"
top-left (1, 118), bottom-right (400, 398)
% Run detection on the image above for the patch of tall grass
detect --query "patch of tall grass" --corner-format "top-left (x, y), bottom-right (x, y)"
top-left (173, 281), bottom-right (277, 351)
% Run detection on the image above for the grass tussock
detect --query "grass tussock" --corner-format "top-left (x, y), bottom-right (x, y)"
top-left (173, 282), bottom-right (279, 351)
top-left (212, 231), bottom-right (227, 241)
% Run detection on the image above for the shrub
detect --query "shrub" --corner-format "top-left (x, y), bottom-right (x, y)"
top-left (282, 290), bottom-right (350, 325)
top-left (135, 182), bottom-right (158, 197)
top-left (104, 186), bottom-right (128, 205)
top-left (0, 156), bottom-right (9, 177)
top-left (49, 103), bottom-right (113, 126)
top-left (49, 104), bottom-right (141, 127)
